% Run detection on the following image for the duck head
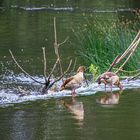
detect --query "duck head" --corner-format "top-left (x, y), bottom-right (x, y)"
top-left (77, 66), bottom-right (85, 73)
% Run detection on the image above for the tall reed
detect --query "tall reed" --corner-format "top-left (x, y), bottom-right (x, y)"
top-left (74, 17), bottom-right (140, 75)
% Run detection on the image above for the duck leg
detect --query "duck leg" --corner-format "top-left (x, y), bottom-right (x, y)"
top-left (72, 88), bottom-right (76, 97)
top-left (110, 84), bottom-right (113, 93)
top-left (104, 84), bottom-right (107, 93)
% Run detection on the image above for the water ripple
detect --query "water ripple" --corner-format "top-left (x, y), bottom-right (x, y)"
top-left (11, 5), bottom-right (136, 13)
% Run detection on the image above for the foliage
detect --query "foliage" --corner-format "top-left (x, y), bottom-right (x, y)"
top-left (88, 64), bottom-right (99, 81)
top-left (74, 13), bottom-right (140, 75)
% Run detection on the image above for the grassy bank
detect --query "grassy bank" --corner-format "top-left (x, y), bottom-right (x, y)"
top-left (74, 15), bottom-right (140, 75)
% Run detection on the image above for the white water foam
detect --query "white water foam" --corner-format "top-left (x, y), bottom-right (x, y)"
top-left (0, 78), bottom-right (140, 106)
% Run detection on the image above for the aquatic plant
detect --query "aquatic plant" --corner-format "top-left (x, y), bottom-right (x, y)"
top-left (88, 64), bottom-right (99, 81)
top-left (74, 16), bottom-right (140, 75)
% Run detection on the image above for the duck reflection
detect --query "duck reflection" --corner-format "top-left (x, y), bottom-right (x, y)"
top-left (61, 97), bottom-right (84, 123)
top-left (96, 92), bottom-right (121, 105)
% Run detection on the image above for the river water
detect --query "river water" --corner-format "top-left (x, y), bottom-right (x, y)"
top-left (0, 1), bottom-right (140, 140)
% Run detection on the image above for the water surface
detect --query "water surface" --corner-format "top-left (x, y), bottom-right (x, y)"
top-left (0, 88), bottom-right (140, 140)
top-left (0, 1), bottom-right (140, 140)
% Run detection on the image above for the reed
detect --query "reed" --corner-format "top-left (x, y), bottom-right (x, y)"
top-left (74, 18), bottom-right (140, 75)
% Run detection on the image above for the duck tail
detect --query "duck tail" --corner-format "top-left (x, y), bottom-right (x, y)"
top-left (60, 86), bottom-right (65, 91)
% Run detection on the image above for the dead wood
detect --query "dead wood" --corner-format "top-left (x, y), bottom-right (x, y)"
top-left (9, 17), bottom-right (72, 94)
top-left (96, 30), bottom-right (140, 82)
top-left (9, 50), bottom-right (45, 85)
top-left (53, 17), bottom-right (69, 77)
top-left (128, 72), bottom-right (140, 81)
top-left (42, 47), bottom-right (47, 82)
top-left (115, 36), bottom-right (140, 74)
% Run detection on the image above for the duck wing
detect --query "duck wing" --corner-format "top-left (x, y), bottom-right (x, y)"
top-left (61, 77), bottom-right (74, 90)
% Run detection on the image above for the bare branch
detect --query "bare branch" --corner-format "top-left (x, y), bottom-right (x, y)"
top-left (71, 57), bottom-right (77, 72)
top-left (58, 36), bottom-right (69, 47)
top-left (47, 58), bottom-right (59, 81)
top-left (128, 72), bottom-right (140, 81)
top-left (54, 17), bottom-right (63, 76)
top-left (84, 74), bottom-right (89, 86)
top-left (113, 68), bottom-right (140, 74)
top-left (46, 59), bottom-right (73, 90)
top-left (115, 30), bottom-right (140, 64)
top-left (107, 54), bottom-right (120, 72)
top-left (54, 17), bottom-right (57, 45)
top-left (115, 37), bottom-right (140, 74)
top-left (9, 50), bottom-right (45, 85)
top-left (42, 47), bottom-right (47, 82)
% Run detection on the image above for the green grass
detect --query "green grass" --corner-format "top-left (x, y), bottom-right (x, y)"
top-left (74, 17), bottom-right (140, 75)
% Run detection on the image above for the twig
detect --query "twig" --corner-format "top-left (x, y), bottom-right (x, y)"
top-left (9, 50), bottom-right (45, 85)
top-left (115, 37), bottom-right (140, 74)
top-left (54, 17), bottom-right (63, 76)
top-left (58, 37), bottom-right (69, 47)
top-left (107, 54), bottom-right (120, 72)
top-left (46, 59), bottom-right (72, 90)
top-left (47, 58), bottom-right (59, 81)
top-left (71, 57), bottom-right (77, 72)
top-left (84, 74), bottom-right (89, 86)
top-left (115, 30), bottom-right (140, 64)
top-left (113, 68), bottom-right (140, 74)
top-left (128, 72), bottom-right (140, 81)
top-left (42, 47), bottom-right (47, 82)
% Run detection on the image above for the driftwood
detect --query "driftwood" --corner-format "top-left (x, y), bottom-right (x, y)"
top-left (9, 17), bottom-right (72, 93)
top-left (106, 30), bottom-right (140, 80)
top-left (129, 72), bottom-right (140, 81)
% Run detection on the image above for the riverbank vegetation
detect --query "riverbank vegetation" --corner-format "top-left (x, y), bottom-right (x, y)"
top-left (74, 11), bottom-right (140, 76)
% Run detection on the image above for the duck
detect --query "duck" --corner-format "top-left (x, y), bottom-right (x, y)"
top-left (97, 72), bottom-right (123, 93)
top-left (60, 66), bottom-right (85, 96)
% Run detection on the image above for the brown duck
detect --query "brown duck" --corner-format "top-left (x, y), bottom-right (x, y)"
top-left (60, 66), bottom-right (85, 96)
top-left (97, 72), bottom-right (123, 93)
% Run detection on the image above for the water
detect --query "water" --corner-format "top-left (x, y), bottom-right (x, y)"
top-left (0, 0), bottom-right (140, 140)
top-left (0, 88), bottom-right (140, 140)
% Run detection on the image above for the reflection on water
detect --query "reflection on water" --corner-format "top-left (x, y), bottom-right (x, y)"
top-left (0, 1), bottom-right (140, 140)
top-left (0, 89), bottom-right (140, 140)
top-left (96, 92), bottom-right (120, 105)
top-left (61, 97), bottom-right (84, 126)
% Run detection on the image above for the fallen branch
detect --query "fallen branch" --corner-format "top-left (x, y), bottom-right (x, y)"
top-left (115, 30), bottom-right (140, 64)
top-left (115, 37), bottom-right (140, 74)
top-left (106, 31), bottom-right (140, 73)
top-left (113, 68), bottom-right (140, 74)
top-left (47, 58), bottom-right (59, 81)
top-left (10, 17), bottom-right (72, 94)
top-left (107, 54), bottom-right (120, 72)
top-left (9, 50), bottom-right (45, 85)
top-left (97, 30), bottom-right (140, 83)
top-left (128, 72), bottom-right (140, 81)
top-left (44, 59), bottom-right (72, 90)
